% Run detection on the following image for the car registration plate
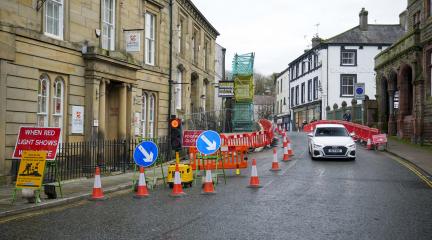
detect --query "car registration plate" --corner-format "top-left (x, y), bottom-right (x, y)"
top-left (328, 149), bottom-right (342, 153)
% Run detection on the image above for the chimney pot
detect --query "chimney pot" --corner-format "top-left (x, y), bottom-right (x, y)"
top-left (359, 8), bottom-right (368, 31)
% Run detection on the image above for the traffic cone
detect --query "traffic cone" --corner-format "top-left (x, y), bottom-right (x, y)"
top-left (170, 164), bottom-right (185, 197)
top-left (367, 138), bottom-right (373, 150)
top-left (202, 170), bottom-right (216, 194)
top-left (134, 167), bottom-right (149, 198)
top-left (270, 148), bottom-right (281, 171)
top-left (248, 159), bottom-right (262, 188)
top-left (90, 166), bottom-right (106, 201)
top-left (283, 140), bottom-right (290, 161)
top-left (287, 140), bottom-right (294, 156)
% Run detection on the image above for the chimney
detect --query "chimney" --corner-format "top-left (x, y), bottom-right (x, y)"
top-left (311, 36), bottom-right (322, 48)
top-left (359, 8), bottom-right (368, 31)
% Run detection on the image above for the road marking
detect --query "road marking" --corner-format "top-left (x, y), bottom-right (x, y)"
top-left (384, 153), bottom-right (432, 189)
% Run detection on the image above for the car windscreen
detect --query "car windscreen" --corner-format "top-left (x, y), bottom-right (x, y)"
top-left (315, 127), bottom-right (349, 137)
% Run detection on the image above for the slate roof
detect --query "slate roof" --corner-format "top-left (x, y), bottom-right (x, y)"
top-left (324, 24), bottom-right (405, 45)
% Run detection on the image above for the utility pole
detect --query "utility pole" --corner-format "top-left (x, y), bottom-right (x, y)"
top-left (168, 0), bottom-right (173, 158)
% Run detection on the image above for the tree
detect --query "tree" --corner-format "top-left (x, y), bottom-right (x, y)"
top-left (254, 72), bottom-right (276, 96)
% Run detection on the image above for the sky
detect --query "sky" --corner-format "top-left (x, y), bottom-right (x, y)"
top-left (192, 0), bottom-right (407, 75)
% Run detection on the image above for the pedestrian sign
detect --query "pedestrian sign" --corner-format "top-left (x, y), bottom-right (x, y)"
top-left (16, 151), bottom-right (47, 189)
top-left (354, 83), bottom-right (365, 100)
top-left (196, 130), bottom-right (221, 155)
top-left (133, 141), bottom-right (158, 167)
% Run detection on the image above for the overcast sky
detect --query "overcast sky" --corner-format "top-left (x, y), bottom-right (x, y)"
top-left (192, 0), bottom-right (407, 75)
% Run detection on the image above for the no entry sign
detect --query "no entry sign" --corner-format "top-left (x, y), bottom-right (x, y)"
top-left (182, 130), bottom-right (203, 147)
top-left (13, 127), bottom-right (61, 160)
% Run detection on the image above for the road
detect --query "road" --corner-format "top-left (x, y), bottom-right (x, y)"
top-left (1, 132), bottom-right (431, 240)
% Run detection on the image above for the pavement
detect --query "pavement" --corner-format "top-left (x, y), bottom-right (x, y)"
top-left (386, 138), bottom-right (432, 178)
top-left (1, 132), bottom-right (431, 240)
top-left (0, 132), bottom-right (431, 224)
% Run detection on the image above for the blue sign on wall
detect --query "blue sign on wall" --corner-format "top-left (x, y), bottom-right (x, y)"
top-left (133, 141), bottom-right (159, 167)
top-left (196, 130), bottom-right (221, 155)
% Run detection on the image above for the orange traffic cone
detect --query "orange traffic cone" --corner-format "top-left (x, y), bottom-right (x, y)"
top-left (202, 170), bottom-right (216, 194)
top-left (134, 167), bottom-right (149, 198)
top-left (90, 166), bottom-right (106, 201)
top-left (270, 148), bottom-right (281, 171)
top-left (248, 159), bottom-right (262, 188)
top-left (367, 138), bottom-right (373, 150)
top-left (283, 140), bottom-right (290, 161)
top-left (170, 164), bottom-right (186, 197)
top-left (287, 140), bottom-right (294, 156)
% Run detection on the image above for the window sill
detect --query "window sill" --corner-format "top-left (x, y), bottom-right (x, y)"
top-left (44, 32), bottom-right (63, 41)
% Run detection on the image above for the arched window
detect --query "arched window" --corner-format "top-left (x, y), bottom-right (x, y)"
top-left (149, 94), bottom-right (156, 138)
top-left (202, 80), bottom-right (208, 111)
top-left (53, 78), bottom-right (64, 128)
top-left (141, 93), bottom-right (147, 138)
top-left (175, 69), bottom-right (182, 110)
top-left (38, 75), bottom-right (50, 127)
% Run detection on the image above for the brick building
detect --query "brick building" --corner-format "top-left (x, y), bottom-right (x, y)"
top-left (0, 0), bottom-right (218, 184)
top-left (375, 0), bottom-right (432, 144)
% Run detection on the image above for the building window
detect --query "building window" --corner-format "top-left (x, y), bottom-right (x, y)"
top-left (341, 50), bottom-right (356, 66)
top-left (102, 0), bottom-right (115, 50)
top-left (201, 81), bottom-right (208, 111)
top-left (175, 69), bottom-right (182, 110)
top-left (301, 83), bottom-right (305, 103)
top-left (52, 78), bottom-right (64, 128)
top-left (301, 61), bottom-right (305, 74)
top-left (141, 93), bottom-right (147, 138)
top-left (340, 74), bottom-right (357, 97)
top-left (192, 31), bottom-right (198, 64)
top-left (275, 101), bottom-right (279, 114)
top-left (291, 87), bottom-right (295, 106)
top-left (314, 55), bottom-right (318, 68)
top-left (149, 94), bottom-right (156, 138)
top-left (296, 65), bottom-right (299, 77)
top-left (280, 99), bottom-right (282, 113)
top-left (38, 76), bottom-right (50, 127)
top-left (44, 0), bottom-right (64, 39)
top-left (413, 11), bottom-right (421, 29)
top-left (308, 56), bottom-right (312, 71)
top-left (429, 0), bottom-right (432, 17)
top-left (308, 79), bottom-right (312, 101)
top-left (280, 79), bottom-right (283, 93)
top-left (145, 12), bottom-right (156, 65)
top-left (295, 86), bottom-right (299, 105)
top-left (313, 77), bottom-right (318, 100)
top-left (204, 40), bottom-right (209, 70)
top-left (177, 20), bottom-right (183, 54)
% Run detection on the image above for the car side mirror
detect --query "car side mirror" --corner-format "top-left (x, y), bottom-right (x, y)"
top-left (307, 133), bottom-right (313, 138)
top-left (350, 132), bottom-right (355, 137)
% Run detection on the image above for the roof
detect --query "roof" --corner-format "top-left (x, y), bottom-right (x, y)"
top-left (254, 95), bottom-right (275, 105)
top-left (316, 124), bottom-right (346, 128)
top-left (324, 24), bottom-right (405, 45)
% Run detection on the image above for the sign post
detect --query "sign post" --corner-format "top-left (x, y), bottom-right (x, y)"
top-left (354, 83), bottom-right (366, 124)
top-left (12, 127), bottom-right (62, 204)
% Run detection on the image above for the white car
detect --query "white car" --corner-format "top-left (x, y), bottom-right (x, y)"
top-left (307, 124), bottom-right (356, 160)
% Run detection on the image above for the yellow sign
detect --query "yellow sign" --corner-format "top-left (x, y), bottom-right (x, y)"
top-left (16, 151), bottom-right (47, 189)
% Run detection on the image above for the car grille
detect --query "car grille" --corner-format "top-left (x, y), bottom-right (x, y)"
top-left (323, 146), bottom-right (347, 156)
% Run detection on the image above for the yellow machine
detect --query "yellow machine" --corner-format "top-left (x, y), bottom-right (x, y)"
top-left (167, 163), bottom-right (194, 188)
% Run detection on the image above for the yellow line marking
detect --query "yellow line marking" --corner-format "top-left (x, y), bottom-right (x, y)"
top-left (386, 153), bottom-right (432, 189)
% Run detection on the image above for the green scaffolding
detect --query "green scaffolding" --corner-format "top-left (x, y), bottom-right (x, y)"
top-left (232, 53), bottom-right (255, 76)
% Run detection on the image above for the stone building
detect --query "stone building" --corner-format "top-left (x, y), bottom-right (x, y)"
top-left (375, 0), bottom-right (432, 144)
top-left (0, 0), bottom-right (218, 184)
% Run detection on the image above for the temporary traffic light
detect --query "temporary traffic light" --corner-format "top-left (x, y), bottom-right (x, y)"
top-left (170, 118), bottom-right (182, 150)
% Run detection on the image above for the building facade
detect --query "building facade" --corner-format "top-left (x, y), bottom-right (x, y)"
top-left (281, 8), bottom-right (404, 130)
top-left (274, 68), bottom-right (291, 130)
top-left (375, 0), bottom-right (432, 144)
top-left (0, 0), bottom-right (218, 184)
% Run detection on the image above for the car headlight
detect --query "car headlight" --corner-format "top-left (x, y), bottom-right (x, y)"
top-left (347, 144), bottom-right (356, 148)
top-left (313, 144), bottom-right (323, 148)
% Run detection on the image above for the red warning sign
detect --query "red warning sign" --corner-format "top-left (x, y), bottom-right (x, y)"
top-left (182, 130), bottom-right (204, 147)
top-left (13, 127), bottom-right (61, 160)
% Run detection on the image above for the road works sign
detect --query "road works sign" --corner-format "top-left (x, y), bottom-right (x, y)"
top-left (196, 130), bottom-right (221, 155)
top-left (372, 134), bottom-right (388, 145)
top-left (133, 141), bottom-right (159, 167)
top-left (13, 127), bottom-right (61, 160)
top-left (16, 151), bottom-right (47, 189)
top-left (182, 130), bottom-right (204, 147)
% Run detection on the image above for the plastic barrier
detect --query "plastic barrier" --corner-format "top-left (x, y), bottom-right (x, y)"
top-left (189, 146), bottom-right (248, 170)
top-left (303, 120), bottom-right (381, 148)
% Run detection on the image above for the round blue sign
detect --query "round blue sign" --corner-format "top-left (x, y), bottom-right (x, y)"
top-left (133, 141), bottom-right (158, 167)
top-left (196, 130), bottom-right (221, 155)
top-left (356, 87), bottom-right (364, 95)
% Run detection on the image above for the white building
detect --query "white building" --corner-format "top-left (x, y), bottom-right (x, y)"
top-left (275, 68), bottom-right (290, 130)
top-left (214, 43), bottom-right (226, 113)
top-left (277, 8), bottom-right (404, 130)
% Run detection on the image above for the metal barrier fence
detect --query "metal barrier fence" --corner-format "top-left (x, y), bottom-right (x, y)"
top-left (10, 136), bottom-right (170, 182)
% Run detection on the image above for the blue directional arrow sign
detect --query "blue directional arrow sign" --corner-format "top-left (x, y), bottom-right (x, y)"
top-left (196, 130), bottom-right (221, 155)
top-left (133, 141), bottom-right (158, 167)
